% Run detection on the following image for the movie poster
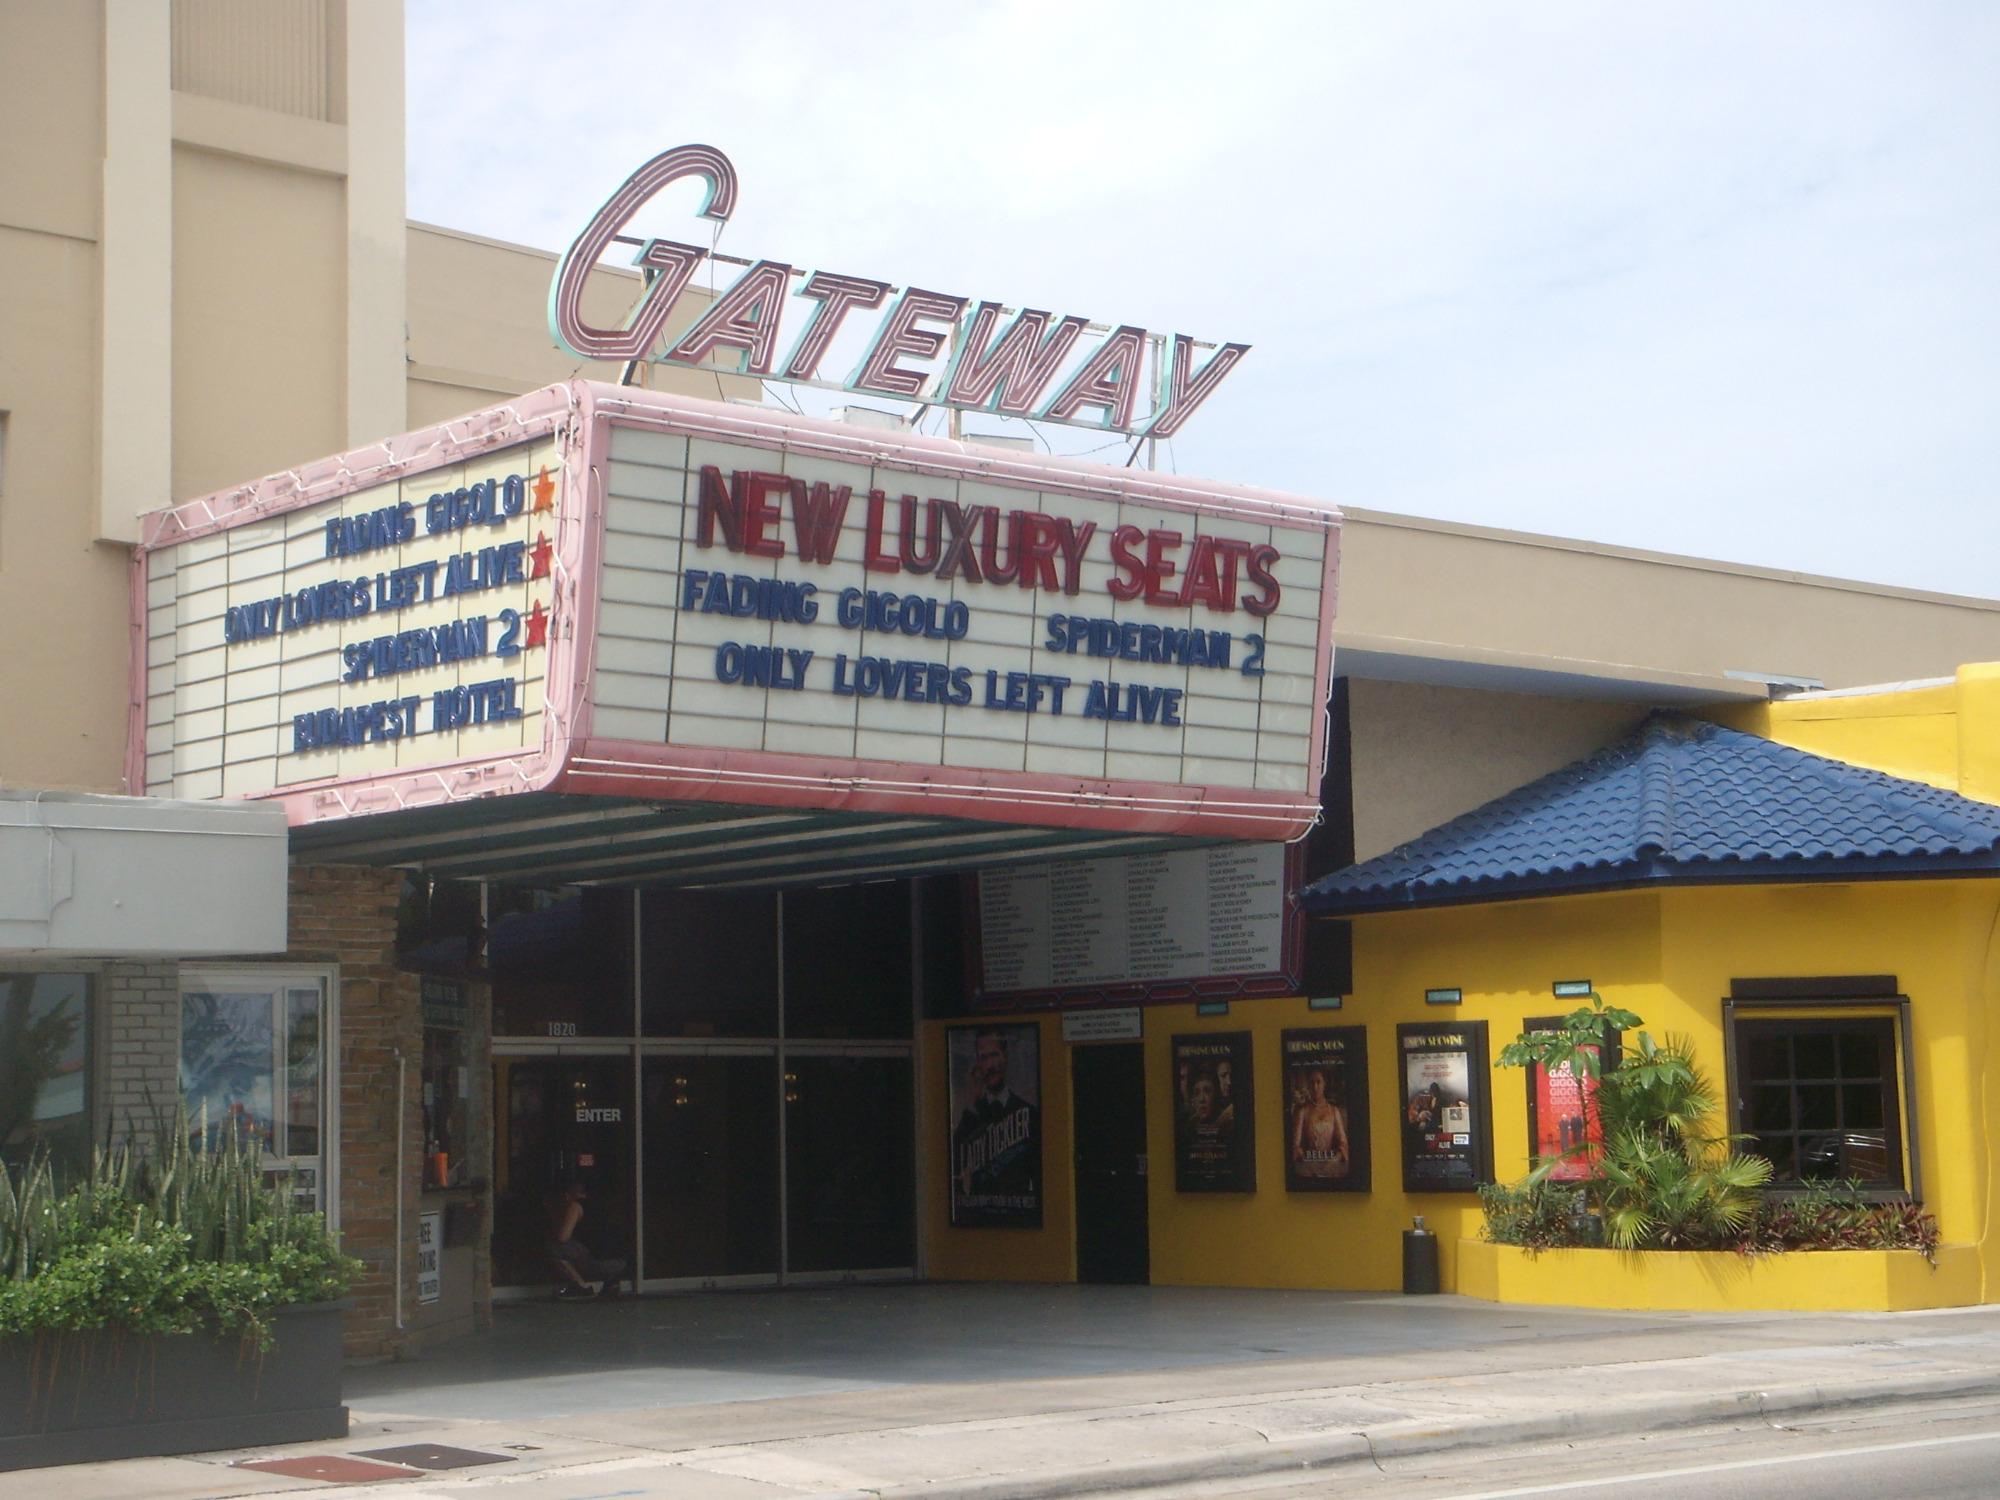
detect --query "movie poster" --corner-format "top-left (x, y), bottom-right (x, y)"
top-left (1172, 1032), bottom-right (1256, 1192)
top-left (1523, 1016), bottom-right (1618, 1183)
top-left (947, 1023), bottom-right (1043, 1228)
top-left (180, 989), bottom-right (276, 1149)
top-left (1282, 1027), bottom-right (1370, 1193)
top-left (1397, 1022), bottom-right (1492, 1193)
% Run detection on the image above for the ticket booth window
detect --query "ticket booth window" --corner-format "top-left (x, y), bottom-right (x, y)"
top-left (1725, 981), bottom-right (1918, 1201)
top-left (180, 970), bottom-right (336, 1217)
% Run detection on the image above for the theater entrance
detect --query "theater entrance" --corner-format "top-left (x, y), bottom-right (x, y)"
top-left (491, 1055), bottom-right (636, 1290)
top-left (486, 882), bottom-right (918, 1294)
top-left (493, 1043), bottom-right (915, 1291)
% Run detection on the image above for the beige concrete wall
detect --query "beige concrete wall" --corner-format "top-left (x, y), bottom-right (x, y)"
top-left (169, 145), bottom-right (348, 501)
top-left (342, 0), bottom-right (405, 446)
top-left (406, 224), bottom-right (753, 429)
top-left (172, 0), bottom-right (337, 122)
top-left (100, 3), bottom-right (172, 544)
top-left (1347, 678), bottom-right (1646, 862)
top-left (1338, 509), bottom-right (2000, 695)
top-left (0, 226), bottom-right (130, 791)
top-left (1, 3), bottom-right (104, 239)
top-left (0, 2), bottom-right (127, 791)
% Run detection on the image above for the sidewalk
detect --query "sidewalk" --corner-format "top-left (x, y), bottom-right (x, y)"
top-left (15, 1290), bottom-right (2000, 1499)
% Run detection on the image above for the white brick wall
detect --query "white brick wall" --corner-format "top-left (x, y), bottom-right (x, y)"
top-left (97, 962), bottom-right (181, 1149)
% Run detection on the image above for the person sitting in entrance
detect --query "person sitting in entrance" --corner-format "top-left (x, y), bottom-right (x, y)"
top-left (547, 1178), bottom-right (627, 1299)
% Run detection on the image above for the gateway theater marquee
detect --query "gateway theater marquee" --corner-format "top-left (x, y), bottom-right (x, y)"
top-left (133, 142), bottom-right (1333, 848)
top-left (132, 384), bottom-right (1338, 852)
top-left (118, 136), bottom-right (1341, 1343)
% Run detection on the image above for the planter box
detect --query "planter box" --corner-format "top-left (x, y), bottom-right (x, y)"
top-left (0, 1299), bottom-right (348, 1472)
top-left (1457, 1240), bottom-right (1982, 1312)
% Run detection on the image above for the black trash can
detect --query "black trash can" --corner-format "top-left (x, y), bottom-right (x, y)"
top-left (1402, 1219), bottom-right (1440, 1295)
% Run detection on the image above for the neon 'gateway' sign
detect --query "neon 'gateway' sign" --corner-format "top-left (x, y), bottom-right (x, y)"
top-left (548, 144), bottom-right (1249, 441)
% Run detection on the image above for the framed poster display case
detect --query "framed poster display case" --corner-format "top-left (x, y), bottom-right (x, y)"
top-left (1281, 1027), bottom-right (1370, 1192)
top-left (946, 1023), bottom-right (1043, 1228)
top-left (1396, 1022), bottom-right (1493, 1193)
top-left (1171, 1032), bottom-right (1256, 1192)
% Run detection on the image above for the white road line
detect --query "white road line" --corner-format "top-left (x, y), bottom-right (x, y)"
top-left (1431, 1425), bottom-right (2000, 1499)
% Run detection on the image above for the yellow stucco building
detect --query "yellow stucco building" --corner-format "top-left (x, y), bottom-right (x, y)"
top-left (926, 665), bottom-right (2000, 1312)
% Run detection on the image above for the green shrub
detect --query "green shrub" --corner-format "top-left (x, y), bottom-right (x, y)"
top-left (1588, 1032), bottom-right (1771, 1249)
top-left (0, 1112), bottom-right (360, 1350)
top-left (1478, 1181), bottom-right (1587, 1250)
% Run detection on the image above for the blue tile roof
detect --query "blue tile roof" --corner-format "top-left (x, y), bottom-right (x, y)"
top-left (1299, 715), bottom-right (2000, 916)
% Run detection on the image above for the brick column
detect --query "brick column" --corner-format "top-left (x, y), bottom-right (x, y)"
top-left (285, 864), bottom-right (424, 1359)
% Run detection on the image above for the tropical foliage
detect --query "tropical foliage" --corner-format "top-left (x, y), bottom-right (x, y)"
top-left (1737, 1179), bottom-right (1940, 1262)
top-left (1477, 1180), bottom-right (1587, 1250)
top-left (1493, 996), bottom-right (1772, 1251)
top-left (0, 1112), bottom-right (358, 1349)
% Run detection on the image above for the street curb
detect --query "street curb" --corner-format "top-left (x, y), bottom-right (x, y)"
top-left (851, 1369), bottom-right (2000, 1500)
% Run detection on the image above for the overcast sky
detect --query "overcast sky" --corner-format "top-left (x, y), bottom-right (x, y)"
top-left (407, 1), bottom-right (1999, 598)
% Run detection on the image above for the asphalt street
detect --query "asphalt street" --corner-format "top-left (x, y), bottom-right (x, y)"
top-left (1130, 1395), bottom-right (2000, 1499)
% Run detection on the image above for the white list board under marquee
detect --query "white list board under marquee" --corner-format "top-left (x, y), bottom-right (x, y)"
top-left (977, 843), bottom-right (1287, 996)
top-left (590, 425), bottom-right (1328, 791)
top-left (144, 437), bottom-right (559, 800)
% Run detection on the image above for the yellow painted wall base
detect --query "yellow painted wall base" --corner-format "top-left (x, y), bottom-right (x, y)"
top-left (1457, 1240), bottom-right (1983, 1312)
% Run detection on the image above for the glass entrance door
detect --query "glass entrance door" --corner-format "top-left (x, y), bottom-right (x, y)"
top-left (492, 1046), bottom-right (916, 1291)
top-left (492, 1056), bottom-right (635, 1289)
top-left (641, 1053), bottom-right (780, 1284)
top-left (784, 1053), bottom-right (915, 1277)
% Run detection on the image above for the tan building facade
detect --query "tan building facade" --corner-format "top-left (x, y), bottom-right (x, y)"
top-left (0, 0), bottom-right (746, 794)
top-left (12, 0), bottom-right (2000, 1363)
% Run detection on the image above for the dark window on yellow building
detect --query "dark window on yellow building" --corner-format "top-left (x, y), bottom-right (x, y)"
top-left (1724, 979), bottom-right (1918, 1199)
top-left (1735, 1017), bottom-right (1903, 1189)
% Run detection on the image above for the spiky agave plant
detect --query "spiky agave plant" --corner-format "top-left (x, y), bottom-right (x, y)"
top-left (0, 1154), bottom-right (60, 1281)
top-left (139, 1103), bottom-right (297, 1265)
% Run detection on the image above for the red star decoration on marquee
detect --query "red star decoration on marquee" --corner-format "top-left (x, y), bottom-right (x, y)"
top-left (529, 531), bottom-right (553, 580)
top-left (524, 599), bottom-right (550, 650)
top-left (531, 466), bottom-right (555, 512)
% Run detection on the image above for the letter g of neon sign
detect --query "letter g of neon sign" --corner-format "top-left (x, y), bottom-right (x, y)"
top-left (546, 144), bottom-right (738, 363)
